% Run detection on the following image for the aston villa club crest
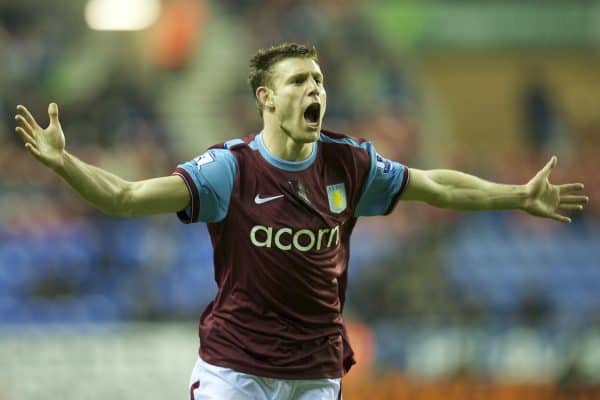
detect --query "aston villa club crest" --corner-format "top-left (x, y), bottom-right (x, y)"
top-left (326, 183), bottom-right (347, 214)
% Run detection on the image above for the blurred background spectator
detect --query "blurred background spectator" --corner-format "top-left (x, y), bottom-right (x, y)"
top-left (1, 1), bottom-right (599, 399)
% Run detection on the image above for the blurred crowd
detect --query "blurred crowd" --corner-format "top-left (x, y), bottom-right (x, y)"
top-left (1, 0), bottom-right (600, 386)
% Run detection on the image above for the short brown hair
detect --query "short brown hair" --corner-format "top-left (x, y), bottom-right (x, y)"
top-left (248, 43), bottom-right (318, 115)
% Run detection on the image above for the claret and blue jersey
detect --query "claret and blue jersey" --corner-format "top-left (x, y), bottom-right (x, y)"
top-left (172, 130), bottom-right (409, 380)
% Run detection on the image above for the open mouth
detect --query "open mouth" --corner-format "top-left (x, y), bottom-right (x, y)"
top-left (303, 103), bottom-right (321, 125)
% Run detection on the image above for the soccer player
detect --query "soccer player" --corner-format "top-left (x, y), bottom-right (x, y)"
top-left (14, 43), bottom-right (588, 400)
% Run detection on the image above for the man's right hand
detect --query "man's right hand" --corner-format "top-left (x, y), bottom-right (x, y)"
top-left (15, 103), bottom-right (66, 171)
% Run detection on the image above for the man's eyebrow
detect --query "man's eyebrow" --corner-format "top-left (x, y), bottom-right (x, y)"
top-left (287, 72), bottom-right (308, 82)
top-left (286, 72), bottom-right (323, 82)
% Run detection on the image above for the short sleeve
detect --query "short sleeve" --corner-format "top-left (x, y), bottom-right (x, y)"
top-left (355, 144), bottom-right (410, 217)
top-left (172, 148), bottom-right (237, 223)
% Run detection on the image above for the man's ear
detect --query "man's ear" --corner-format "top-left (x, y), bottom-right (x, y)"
top-left (256, 86), bottom-right (274, 110)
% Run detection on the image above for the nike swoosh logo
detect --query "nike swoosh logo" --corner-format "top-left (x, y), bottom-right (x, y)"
top-left (254, 194), bottom-right (284, 204)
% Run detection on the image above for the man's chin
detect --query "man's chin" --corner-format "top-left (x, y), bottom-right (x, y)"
top-left (304, 125), bottom-right (321, 140)
top-left (281, 122), bottom-right (320, 143)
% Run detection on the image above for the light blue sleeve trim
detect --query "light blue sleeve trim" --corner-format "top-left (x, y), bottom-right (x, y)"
top-left (355, 145), bottom-right (407, 217)
top-left (176, 149), bottom-right (237, 223)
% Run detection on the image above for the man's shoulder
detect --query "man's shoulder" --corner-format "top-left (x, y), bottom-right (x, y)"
top-left (209, 133), bottom-right (258, 151)
top-left (319, 129), bottom-right (374, 173)
top-left (319, 129), bottom-right (370, 149)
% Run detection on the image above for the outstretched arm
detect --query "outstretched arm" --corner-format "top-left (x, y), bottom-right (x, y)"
top-left (15, 103), bottom-right (189, 217)
top-left (402, 158), bottom-right (588, 223)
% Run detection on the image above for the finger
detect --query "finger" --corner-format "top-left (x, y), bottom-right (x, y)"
top-left (15, 114), bottom-right (34, 135)
top-left (558, 204), bottom-right (584, 212)
top-left (25, 143), bottom-right (42, 159)
top-left (16, 126), bottom-right (35, 144)
top-left (559, 183), bottom-right (584, 194)
top-left (560, 195), bottom-right (589, 204)
top-left (48, 102), bottom-right (60, 127)
top-left (542, 155), bottom-right (557, 174)
top-left (16, 105), bottom-right (41, 129)
top-left (549, 213), bottom-right (571, 224)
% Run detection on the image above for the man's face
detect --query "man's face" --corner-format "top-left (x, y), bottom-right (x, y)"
top-left (267, 57), bottom-right (326, 143)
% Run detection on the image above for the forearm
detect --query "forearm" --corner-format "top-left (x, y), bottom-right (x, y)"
top-left (53, 151), bottom-right (133, 216)
top-left (427, 169), bottom-right (528, 211)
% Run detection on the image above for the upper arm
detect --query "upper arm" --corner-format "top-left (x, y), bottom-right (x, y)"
top-left (171, 148), bottom-right (237, 223)
top-left (401, 168), bottom-right (445, 205)
top-left (121, 175), bottom-right (190, 217)
top-left (355, 146), bottom-right (410, 216)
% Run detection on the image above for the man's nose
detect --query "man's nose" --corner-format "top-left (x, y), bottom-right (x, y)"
top-left (307, 79), bottom-right (319, 96)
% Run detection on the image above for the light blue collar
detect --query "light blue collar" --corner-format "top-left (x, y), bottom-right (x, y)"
top-left (255, 131), bottom-right (318, 172)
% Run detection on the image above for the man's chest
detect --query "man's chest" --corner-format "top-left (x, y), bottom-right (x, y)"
top-left (224, 163), bottom-right (356, 253)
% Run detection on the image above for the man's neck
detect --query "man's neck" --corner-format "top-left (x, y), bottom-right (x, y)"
top-left (262, 125), bottom-right (315, 162)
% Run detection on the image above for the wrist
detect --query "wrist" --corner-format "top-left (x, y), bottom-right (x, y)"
top-left (519, 183), bottom-right (533, 210)
top-left (51, 151), bottom-right (69, 175)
